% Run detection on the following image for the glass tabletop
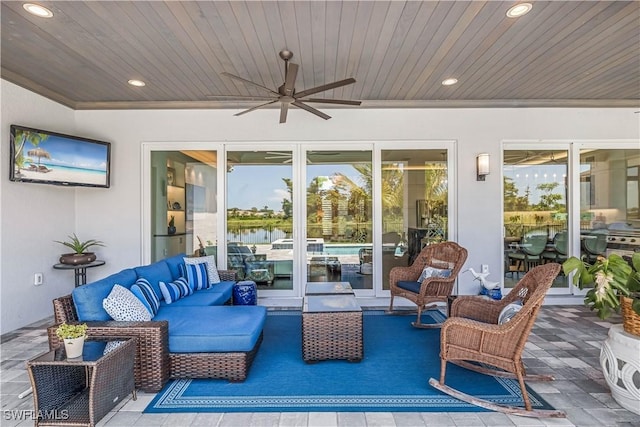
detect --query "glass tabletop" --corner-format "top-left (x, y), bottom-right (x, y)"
top-left (29, 340), bottom-right (127, 364)
top-left (303, 294), bottom-right (361, 313)
top-left (305, 281), bottom-right (354, 295)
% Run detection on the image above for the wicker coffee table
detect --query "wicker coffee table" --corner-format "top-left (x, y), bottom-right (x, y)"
top-left (302, 294), bottom-right (363, 363)
top-left (26, 338), bottom-right (136, 427)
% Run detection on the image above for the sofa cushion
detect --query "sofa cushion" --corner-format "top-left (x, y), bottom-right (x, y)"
top-left (130, 278), bottom-right (160, 316)
top-left (200, 281), bottom-right (234, 303)
top-left (154, 305), bottom-right (267, 353)
top-left (134, 261), bottom-right (173, 300)
top-left (159, 277), bottom-right (191, 304)
top-left (103, 284), bottom-right (152, 321)
top-left (185, 262), bottom-right (209, 291)
top-left (163, 253), bottom-right (187, 280)
top-left (184, 255), bottom-right (221, 284)
top-left (159, 290), bottom-right (228, 307)
top-left (73, 269), bottom-right (137, 321)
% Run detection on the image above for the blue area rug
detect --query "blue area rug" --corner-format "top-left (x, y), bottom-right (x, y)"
top-left (145, 310), bottom-right (554, 413)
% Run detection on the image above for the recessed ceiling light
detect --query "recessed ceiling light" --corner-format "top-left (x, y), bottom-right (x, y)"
top-left (441, 78), bottom-right (458, 86)
top-left (23, 3), bottom-right (53, 18)
top-left (506, 3), bottom-right (532, 18)
top-left (128, 79), bottom-right (146, 87)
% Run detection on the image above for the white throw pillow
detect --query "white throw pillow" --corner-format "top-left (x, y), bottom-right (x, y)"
top-left (103, 284), bottom-right (152, 321)
top-left (418, 266), bottom-right (451, 282)
top-left (498, 302), bottom-right (523, 325)
top-left (184, 255), bottom-right (221, 285)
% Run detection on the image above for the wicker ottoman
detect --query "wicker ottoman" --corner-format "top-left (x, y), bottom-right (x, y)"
top-left (302, 294), bottom-right (363, 363)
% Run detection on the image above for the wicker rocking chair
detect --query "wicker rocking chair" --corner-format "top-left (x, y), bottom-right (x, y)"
top-left (429, 262), bottom-right (566, 418)
top-left (388, 241), bottom-right (468, 328)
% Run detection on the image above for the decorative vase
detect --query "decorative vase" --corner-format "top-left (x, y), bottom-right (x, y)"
top-left (600, 325), bottom-right (640, 415)
top-left (63, 336), bottom-right (85, 358)
top-left (620, 296), bottom-right (640, 337)
top-left (59, 252), bottom-right (96, 265)
top-left (168, 226), bottom-right (177, 235)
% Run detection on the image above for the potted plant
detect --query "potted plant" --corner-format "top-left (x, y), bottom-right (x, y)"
top-left (55, 233), bottom-right (105, 265)
top-left (563, 252), bottom-right (640, 333)
top-left (55, 322), bottom-right (88, 358)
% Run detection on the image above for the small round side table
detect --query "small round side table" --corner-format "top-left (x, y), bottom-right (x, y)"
top-left (53, 260), bottom-right (105, 287)
top-left (233, 281), bottom-right (257, 305)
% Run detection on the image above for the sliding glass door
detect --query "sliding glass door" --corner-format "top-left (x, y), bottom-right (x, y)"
top-left (305, 149), bottom-right (373, 291)
top-left (226, 149), bottom-right (294, 293)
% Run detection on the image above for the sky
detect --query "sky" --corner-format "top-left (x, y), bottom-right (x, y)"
top-left (227, 164), bottom-right (364, 211)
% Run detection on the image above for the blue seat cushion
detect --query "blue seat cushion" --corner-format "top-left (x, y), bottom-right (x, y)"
top-left (397, 280), bottom-right (422, 294)
top-left (134, 261), bottom-right (173, 300)
top-left (163, 253), bottom-right (187, 280)
top-left (199, 281), bottom-right (234, 302)
top-left (154, 306), bottom-right (267, 353)
top-left (72, 269), bottom-right (137, 321)
top-left (159, 290), bottom-right (228, 307)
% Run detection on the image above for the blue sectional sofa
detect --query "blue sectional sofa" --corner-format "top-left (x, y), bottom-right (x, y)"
top-left (48, 253), bottom-right (267, 392)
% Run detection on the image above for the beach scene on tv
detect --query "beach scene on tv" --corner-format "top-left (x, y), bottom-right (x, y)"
top-left (12, 128), bottom-right (109, 186)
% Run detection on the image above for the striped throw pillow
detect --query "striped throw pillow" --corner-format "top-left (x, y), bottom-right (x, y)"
top-left (159, 277), bottom-right (191, 304)
top-left (183, 255), bottom-right (221, 285)
top-left (130, 278), bottom-right (160, 317)
top-left (185, 262), bottom-right (209, 292)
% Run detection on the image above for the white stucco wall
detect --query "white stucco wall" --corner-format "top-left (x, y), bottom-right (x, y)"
top-left (2, 78), bottom-right (638, 333)
top-left (1, 81), bottom-right (77, 334)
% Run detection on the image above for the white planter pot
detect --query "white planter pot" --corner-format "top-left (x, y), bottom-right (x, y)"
top-left (600, 325), bottom-right (640, 415)
top-left (63, 336), bottom-right (85, 359)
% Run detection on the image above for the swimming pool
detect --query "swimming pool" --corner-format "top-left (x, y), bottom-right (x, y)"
top-left (323, 244), bottom-right (371, 255)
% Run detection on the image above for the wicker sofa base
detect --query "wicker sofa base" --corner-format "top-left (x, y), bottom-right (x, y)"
top-left (169, 333), bottom-right (263, 382)
top-left (50, 293), bottom-right (264, 392)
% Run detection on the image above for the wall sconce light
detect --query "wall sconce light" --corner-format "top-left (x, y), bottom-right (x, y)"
top-left (476, 153), bottom-right (490, 181)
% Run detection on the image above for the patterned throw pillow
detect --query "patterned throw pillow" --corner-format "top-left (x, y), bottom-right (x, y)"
top-left (498, 302), bottom-right (523, 325)
top-left (130, 278), bottom-right (160, 317)
top-left (159, 277), bottom-right (191, 304)
top-left (183, 255), bottom-right (221, 285)
top-left (185, 262), bottom-right (209, 291)
top-left (103, 284), bottom-right (152, 321)
top-left (417, 266), bottom-right (451, 282)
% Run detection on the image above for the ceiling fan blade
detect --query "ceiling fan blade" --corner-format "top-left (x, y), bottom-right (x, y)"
top-left (283, 63), bottom-right (298, 96)
top-left (304, 98), bottom-right (361, 106)
top-left (206, 94), bottom-right (278, 100)
top-left (292, 101), bottom-right (331, 120)
top-left (279, 103), bottom-right (289, 124)
top-left (221, 72), bottom-right (280, 96)
top-left (234, 100), bottom-right (278, 117)
top-left (295, 78), bottom-right (356, 99)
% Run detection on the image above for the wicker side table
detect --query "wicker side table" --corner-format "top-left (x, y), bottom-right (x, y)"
top-left (26, 338), bottom-right (137, 427)
top-left (302, 294), bottom-right (363, 363)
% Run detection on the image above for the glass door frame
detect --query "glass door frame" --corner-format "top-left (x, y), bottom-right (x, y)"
top-left (224, 144), bottom-right (299, 298)
top-left (375, 140), bottom-right (458, 297)
top-left (502, 140), bottom-right (639, 295)
top-left (141, 142), bottom-right (224, 265)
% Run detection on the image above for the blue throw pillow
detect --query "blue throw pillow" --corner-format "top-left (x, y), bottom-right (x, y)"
top-left (185, 262), bottom-right (209, 292)
top-left (183, 255), bottom-right (221, 285)
top-left (130, 278), bottom-right (160, 317)
top-left (159, 277), bottom-right (191, 304)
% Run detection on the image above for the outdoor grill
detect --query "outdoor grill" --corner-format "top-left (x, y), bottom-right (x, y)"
top-left (606, 229), bottom-right (640, 258)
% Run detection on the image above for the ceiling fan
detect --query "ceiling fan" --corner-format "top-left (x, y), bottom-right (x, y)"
top-left (217, 50), bottom-right (361, 124)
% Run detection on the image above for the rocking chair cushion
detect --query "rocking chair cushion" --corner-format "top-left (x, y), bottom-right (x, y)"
top-left (397, 280), bottom-right (422, 293)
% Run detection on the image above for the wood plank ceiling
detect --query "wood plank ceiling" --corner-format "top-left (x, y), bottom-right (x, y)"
top-left (1, 1), bottom-right (639, 110)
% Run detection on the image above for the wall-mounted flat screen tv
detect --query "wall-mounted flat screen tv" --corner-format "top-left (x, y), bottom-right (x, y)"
top-left (10, 125), bottom-right (111, 188)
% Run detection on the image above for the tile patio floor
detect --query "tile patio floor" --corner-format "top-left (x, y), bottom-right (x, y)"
top-left (2, 305), bottom-right (640, 427)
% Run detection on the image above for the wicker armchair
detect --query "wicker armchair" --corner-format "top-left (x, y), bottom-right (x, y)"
top-left (429, 262), bottom-right (565, 418)
top-left (388, 241), bottom-right (468, 328)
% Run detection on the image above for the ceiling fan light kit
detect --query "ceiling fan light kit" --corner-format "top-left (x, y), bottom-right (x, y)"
top-left (219, 50), bottom-right (361, 123)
